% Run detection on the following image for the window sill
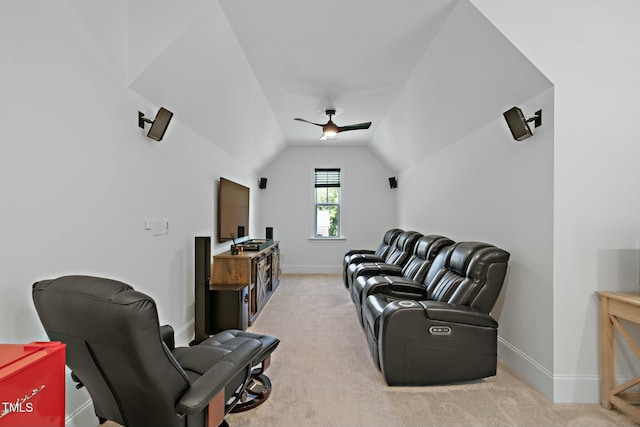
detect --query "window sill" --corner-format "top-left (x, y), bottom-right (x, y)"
top-left (308, 237), bottom-right (346, 241)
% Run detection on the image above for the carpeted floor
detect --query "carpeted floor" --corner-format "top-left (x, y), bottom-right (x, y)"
top-left (224, 274), bottom-right (633, 427)
top-left (103, 274), bottom-right (633, 426)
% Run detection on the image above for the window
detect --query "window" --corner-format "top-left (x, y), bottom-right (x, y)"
top-left (314, 168), bottom-right (341, 238)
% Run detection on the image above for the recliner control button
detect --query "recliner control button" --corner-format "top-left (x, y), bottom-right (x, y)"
top-left (429, 326), bottom-right (452, 335)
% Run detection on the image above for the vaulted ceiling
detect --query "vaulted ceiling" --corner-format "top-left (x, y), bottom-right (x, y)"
top-left (218, 0), bottom-right (457, 147)
top-left (126, 0), bottom-right (550, 172)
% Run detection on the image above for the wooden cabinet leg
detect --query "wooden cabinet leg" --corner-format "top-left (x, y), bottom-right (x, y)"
top-left (207, 390), bottom-right (225, 427)
top-left (600, 295), bottom-right (613, 409)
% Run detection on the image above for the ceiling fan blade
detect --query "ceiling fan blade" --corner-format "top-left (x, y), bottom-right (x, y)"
top-left (294, 118), bottom-right (325, 127)
top-left (337, 122), bottom-right (372, 133)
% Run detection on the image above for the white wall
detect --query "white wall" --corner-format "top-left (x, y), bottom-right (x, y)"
top-left (369, 0), bottom-right (551, 172)
top-left (0, 2), bottom-right (275, 425)
top-left (374, 0), bottom-right (557, 401)
top-left (398, 89), bottom-right (555, 397)
top-left (259, 145), bottom-right (397, 274)
top-left (128, 0), bottom-right (286, 173)
top-left (472, 0), bottom-right (640, 403)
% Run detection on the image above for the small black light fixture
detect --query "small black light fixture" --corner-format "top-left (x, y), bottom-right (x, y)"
top-left (138, 107), bottom-right (173, 141)
top-left (259, 177), bottom-right (268, 189)
top-left (503, 107), bottom-right (542, 141)
top-left (389, 177), bottom-right (398, 189)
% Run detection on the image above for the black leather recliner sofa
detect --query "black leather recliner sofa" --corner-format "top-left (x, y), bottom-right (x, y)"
top-left (32, 275), bottom-right (279, 427)
top-left (360, 241), bottom-right (509, 386)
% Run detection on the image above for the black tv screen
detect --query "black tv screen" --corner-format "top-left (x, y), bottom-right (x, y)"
top-left (503, 106), bottom-right (533, 141)
top-left (217, 178), bottom-right (249, 243)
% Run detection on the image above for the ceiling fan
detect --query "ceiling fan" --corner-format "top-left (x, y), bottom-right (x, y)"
top-left (294, 109), bottom-right (372, 140)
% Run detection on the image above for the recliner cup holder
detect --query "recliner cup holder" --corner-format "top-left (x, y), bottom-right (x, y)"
top-left (398, 300), bottom-right (418, 307)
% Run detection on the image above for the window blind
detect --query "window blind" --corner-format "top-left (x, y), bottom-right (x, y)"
top-left (314, 168), bottom-right (341, 188)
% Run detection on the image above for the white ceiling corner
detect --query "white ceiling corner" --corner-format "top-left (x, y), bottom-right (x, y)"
top-left (127, 0), bottom-right (210, 84)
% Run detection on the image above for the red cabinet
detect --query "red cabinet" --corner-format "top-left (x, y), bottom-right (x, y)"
top-left (0, 342), bottom-right (65, 427)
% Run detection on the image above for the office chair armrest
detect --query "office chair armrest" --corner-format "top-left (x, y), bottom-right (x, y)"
top-left (159, 325), bottom-right (175, 350)
top-left (176, 339), bottom-right (262, 414)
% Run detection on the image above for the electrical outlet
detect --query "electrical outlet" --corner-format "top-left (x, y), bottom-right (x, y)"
top-left (145, 219), bottom-right (167, 236)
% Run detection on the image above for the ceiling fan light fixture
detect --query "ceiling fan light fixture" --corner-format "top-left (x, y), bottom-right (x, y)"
top-left (295, 108), bottom-right (371, 141)
top-left (322, 121), bottom-right (339, 137)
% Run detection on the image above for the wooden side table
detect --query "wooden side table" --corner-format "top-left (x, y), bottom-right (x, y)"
top-left (598, 291), bottom-right (640, 422)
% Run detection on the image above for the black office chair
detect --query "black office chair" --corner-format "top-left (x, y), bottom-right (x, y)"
top-left (32, 275), bottom-right (279, 427)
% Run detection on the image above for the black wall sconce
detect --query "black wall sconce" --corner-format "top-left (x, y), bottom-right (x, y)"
top-left (259, 177), bottom-right (268, 189)
top-left (389, 177), bottom-right (398, 189)
top-left (503, 107), bottom-right (542, 141)
top-left (138, 107), bottom-right (173, 141)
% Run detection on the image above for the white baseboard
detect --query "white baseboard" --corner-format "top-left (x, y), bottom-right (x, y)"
top-left (174, 319), bottom-right (195, 347)
top-left (553, 373), bottom-right (601, 403)
top-left (281, 264), bottom-right (342, 274)
top-left (498, 336), bottom-right (554, 400)
top-left (65, 400), bottom-right (94, 427)
top-left (498, 336), bottom-right (601, 403)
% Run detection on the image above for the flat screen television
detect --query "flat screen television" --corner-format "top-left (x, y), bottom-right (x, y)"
top-left (217, 178), bottom-right (249, 243)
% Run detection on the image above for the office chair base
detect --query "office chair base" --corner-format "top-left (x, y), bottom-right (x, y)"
top-left (230, 374), bottom-right (272, 413)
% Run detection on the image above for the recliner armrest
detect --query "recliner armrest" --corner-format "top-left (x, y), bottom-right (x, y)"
top-left (345, 249), bottom-right (375, 256)
top-left (355, 263), bottom-right (403, 279)
top-left (377, 300), bottom-right (499, 386)
top-left (176, 339), bottom-right (262, 415)
top-left (365, 276), bottom-right (425, 299)
top-left (159, 325), bottom-right (175, 350)
top-left (349, 254), bottom-right (385, 265)
top-left (418, 300), bottom-right (498, 328)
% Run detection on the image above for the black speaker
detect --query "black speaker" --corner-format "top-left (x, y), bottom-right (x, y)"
top-left (193, 237), bottom-right (211, 344)
top-left (259, 177), bottom-right (268, 189)
top-left (237, 225), bottom-right (245, 238)
top-left (266, 227), bottom-right (273, 240)
top-left (389, 177), bottom-right (398, 189)
top-left (138, 107), bottom-right (173, 141)
top-left (503, 107), bottom-right (541, 141)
